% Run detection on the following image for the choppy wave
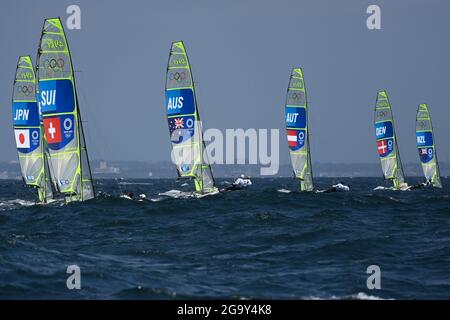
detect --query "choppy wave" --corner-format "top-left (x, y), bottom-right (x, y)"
top-left (0, 177), bottom-right (449, 299)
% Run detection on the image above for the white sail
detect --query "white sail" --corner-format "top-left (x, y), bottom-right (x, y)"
top-left (37, 18), bottom-right (94, 201)
top-left (415, 103), bottom-right (442, 188)
top-left (285, 68), bottom-right (313, 191)
top-left (12, 55), bottom-right (54, 203)
top-left (165, 41), bottom-right (217, 194)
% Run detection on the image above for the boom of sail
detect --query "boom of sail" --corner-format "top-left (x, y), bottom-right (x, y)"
top-left (37, 17), bottom-right (94, 201)
top-left (165, 41), bottom-right (217, 194)
top-left (374, 90), bottom-right (407, 189)
top-left (285, 68), bottom-right (313, 191)
top-left (12, 55), bottom-right (54, 203)
top-left (415, 103), bottom-right (442, 188)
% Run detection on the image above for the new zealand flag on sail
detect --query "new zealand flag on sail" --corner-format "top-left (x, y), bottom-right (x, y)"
top-left (419, 147), bottom-right (434, 163)
top-left (168, 115), bottom-right (195, 144)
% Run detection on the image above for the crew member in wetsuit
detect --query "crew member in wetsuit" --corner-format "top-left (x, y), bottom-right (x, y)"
top-left (322, 181), bottom-right (350, 193)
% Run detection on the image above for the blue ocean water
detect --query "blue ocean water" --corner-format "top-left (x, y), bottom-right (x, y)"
top-left (0, 177), bottom-right (449, 300)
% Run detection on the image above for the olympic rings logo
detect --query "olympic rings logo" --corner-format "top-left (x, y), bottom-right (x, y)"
top-left (378, 111), bottom-right (387, 117)
top-left (17, 85), bottom-right (34, 96)
top-left (44, 58), bottom-right (65, 71)
top-left (290, 92), bottom-right (303, 100)
top-left (169, 71), bottom-right (187, 82)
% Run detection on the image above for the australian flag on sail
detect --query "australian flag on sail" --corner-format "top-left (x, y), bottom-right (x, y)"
top-left (419, 147), bottom-right (434, 163)
top-left (377, 138), bottom-right (394, 157)
top-left (168, 115), bottom-right (195, 144)
top-left (287, 129), bottom-right (306, 151)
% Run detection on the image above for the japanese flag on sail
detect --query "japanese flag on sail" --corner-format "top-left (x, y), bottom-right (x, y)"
top-left (14, 129), bottom-right (30, 149)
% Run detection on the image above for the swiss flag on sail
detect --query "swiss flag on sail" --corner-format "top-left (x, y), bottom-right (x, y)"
top-left (43, 117), bottom-right (62, 144)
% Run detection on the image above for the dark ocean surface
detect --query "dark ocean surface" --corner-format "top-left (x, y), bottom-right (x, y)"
top-left (0, 177), bottom-right (449, 300)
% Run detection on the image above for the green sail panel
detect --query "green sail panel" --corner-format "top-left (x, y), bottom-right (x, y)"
top-left (12, 55), bottom-right (54, 203)
top-left (415, 103), bottom-right (442, 188)
top-left (285, 68), bottom-right (313, 191)
top-left (374, 90), bottom-right (406, 189)
top-left (37, 18), bottom-right (94, 201)
top-left (165, 41), bottom-right (217, 194)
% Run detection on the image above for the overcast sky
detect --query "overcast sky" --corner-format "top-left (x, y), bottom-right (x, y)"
top-left (1, 0), bottom-right (449, 165)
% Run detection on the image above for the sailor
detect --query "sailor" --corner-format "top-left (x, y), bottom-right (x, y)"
top-left (123, 192), bottom-right (134, 200)
top-left (234, 174), bottom-right (252, 187)
top-left (408, 180), bottom-right (431, 190)
top-left (322, 181), bottom-right (350, 193)
top-left (221, 174), bottom-right (252, 192)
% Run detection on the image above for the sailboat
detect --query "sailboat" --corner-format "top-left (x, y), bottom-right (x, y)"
top-left (285, 68), bottom-right (313, 191)
top-left (374, 90), bottom-right (407, 190)
top-left (36, 17), bottom-right (95, 202)
top-left (165, 41), bottom-right (218, 195)
top-left (415, 103), bottom-right (442, 188)
top-left (12, 55), bottom-right (55, 203)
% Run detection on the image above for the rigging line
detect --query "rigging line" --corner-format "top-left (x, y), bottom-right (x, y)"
top-left (77, 70), bottom-right (122, 193)
top-left (77, 70), bottom-right (112, 162)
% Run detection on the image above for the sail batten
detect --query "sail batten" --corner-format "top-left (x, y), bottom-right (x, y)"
top-left (37, 17), bottom-right (94, 202)
top-left (165, 41), bottom-right (217, 194)
top-left (12, 55), bottom-right (54, 203)
top-left (285, 68), bottom-right (313, 191)
top-left (374, 90), bottom-right (406, 189)
top-left (415, 103), bottom-right (442, 188)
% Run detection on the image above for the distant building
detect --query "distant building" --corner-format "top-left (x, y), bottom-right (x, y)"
top-left (93, 161), bottom-right (120, 177)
